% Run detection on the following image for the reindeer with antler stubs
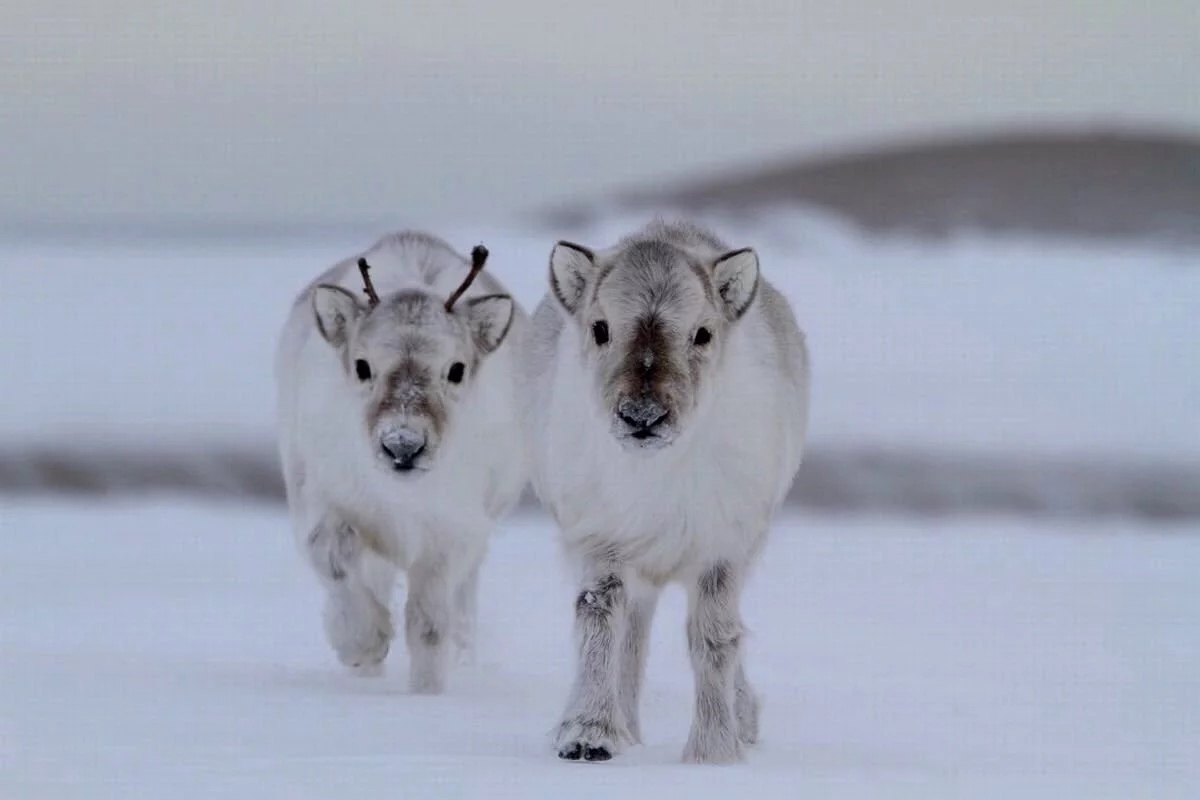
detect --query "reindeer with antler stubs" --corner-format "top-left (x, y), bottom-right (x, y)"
top-left (274, 231), bottom-right (528, 691)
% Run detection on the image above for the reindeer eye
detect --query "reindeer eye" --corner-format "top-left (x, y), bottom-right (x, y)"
top-left (447, 362), bottom-right (465, 384)
top-left (354, 359), bottom-right (372, 381)
top-left (592, 321), bottom-right (610, 346)
top-left (694, 327), bottom-right (712, 346)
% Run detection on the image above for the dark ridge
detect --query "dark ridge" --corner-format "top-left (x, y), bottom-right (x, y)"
top-left (2, 444), bottom-right (1198, 522)
top-left (544, 128), bottom-right (1200, 247)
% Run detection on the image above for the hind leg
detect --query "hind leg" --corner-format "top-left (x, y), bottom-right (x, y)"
top-left (452, 555), bottom-right (483, 666)
top-left (617, 576), bottom-right (660, 744)
top-left (306, 513), bottom-right (395, 673)
top-left (735, 660), bottom-right (760, 746)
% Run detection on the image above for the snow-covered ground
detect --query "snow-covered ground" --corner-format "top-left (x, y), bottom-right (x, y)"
top-left (3, 499), bottom-right (1197, 798)
top-left (2, 212), bottom-right (1197, 461)
top-left (3, 214), bottom-right (1197, 790)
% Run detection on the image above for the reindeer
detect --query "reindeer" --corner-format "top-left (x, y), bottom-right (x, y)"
top-left (274, 231), bottom-right (528, 693)
top-left (518, 219), bottom-right (810, 763)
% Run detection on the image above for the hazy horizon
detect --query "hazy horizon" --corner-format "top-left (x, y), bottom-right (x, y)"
top-left (5, 1), bottom-right (1199, 228)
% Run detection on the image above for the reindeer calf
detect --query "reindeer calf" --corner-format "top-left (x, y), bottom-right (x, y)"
top-left (519, 220), bottom-right (810, 763)
top-left (275, 231), bottom-right (528, 692)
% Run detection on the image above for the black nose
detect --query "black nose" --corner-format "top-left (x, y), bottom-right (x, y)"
top-left (617, 397), bottom-right (668, 437)
top-left (380, 431), bottom-right (426, 471)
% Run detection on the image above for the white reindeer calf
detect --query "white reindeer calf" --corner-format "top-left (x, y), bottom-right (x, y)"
top-left (275, 231), bottom-right (528, 693)
top-left (519, 220), bottom-right (810, 763)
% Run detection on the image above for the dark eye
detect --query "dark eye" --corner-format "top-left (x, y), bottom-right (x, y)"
top-left (694, 327), bottom-right (712, 346)
top-left (354, 359), bottom-right (372, 381)
top-left (447, 362), bottom-right (465, 384)
top-left (592, 320), bottom-right (610, 346)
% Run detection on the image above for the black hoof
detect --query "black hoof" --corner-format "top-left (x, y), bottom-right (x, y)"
top-left (583, 745), bottom-right (611, 762)
top-left (559, 742), bottom-right (612, 762)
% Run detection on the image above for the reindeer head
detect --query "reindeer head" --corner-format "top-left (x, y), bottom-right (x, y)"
top-left (547, 237), bottom-right (759, 452)
top-left (311, 247), bottom-right (514, 475)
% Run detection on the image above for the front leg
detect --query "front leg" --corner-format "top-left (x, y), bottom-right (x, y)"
top-left (555, 563), bottom-right (631, 762)
top-left (404, 554), bottom-right (453, 694)
top-left (683, 561), bottom-right (745, 764)
top-left (306, 513), bottom-right (394, 673)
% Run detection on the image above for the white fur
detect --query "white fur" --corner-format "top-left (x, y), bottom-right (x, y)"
top-left (520, 220), bottom-right (810, 763)
top-left (275, 231), bottom-right (528, 691)
top-left (526, 235), bottom-right (807, 582)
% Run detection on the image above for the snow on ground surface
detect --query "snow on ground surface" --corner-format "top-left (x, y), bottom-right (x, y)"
top-left (2, 211), bottom-right (1197, 462)
top-left (3, 499), bottom-right (1197, 798)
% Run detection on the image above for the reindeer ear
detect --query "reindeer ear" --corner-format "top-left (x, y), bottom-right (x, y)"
top-left (712, 248), bottom-right (760, 321)
top-left (549, 241), bottom-right (596, 314)
top-left (312, 284), bottom-right (364, 347)
top-left (465, 294), bottom-right (515, 355)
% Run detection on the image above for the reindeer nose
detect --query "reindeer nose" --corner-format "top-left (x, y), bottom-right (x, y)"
top-left (380, 429), bottom-right (426, 471)
top-left (617, 396), bottom-right (668, 436)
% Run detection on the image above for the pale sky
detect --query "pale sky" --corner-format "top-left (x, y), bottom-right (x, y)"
top-left (3, 0), bottom-right (1198, 227)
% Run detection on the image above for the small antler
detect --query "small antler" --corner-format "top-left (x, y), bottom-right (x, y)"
top-left (357, 257), bottom-right (381, 308)
top-left (444, 244), bottom-right (489, 312)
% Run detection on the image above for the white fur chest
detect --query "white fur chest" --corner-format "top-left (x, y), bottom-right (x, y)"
top-left (533, 332), bottom-right (797, 580)
top-left (279, 317), bottom-right (522, 568)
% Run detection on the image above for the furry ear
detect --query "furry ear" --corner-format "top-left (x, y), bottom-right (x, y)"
top-left (312, 284), bottom-right (364, 347)
top-left (465, 294), bottom-right (515, 355)
top-left (549, 241), bottom-right (596, 314)
top-left (713, 248), bottom-right (760, 320)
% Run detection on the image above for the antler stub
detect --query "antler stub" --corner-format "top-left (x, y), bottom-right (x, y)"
top-left (444, 245), bottom-right (489, 312)
top-left (357, 258), bottom-right (381, 308)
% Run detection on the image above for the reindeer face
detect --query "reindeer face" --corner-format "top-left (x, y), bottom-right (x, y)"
top-left (548, 239), bottom-right (759, 452)
top-left (312, 286), bottom-right (513, 476)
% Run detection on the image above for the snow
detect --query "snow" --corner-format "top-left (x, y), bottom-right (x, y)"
top-left (3, 211), bottom-right (1197, 789)
top-left (2, 211), bottom-right (1198, 462)
top-left (3, 499), bottom-right (1197, 797)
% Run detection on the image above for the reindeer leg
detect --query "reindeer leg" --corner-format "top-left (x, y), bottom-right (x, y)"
top-left (683, 561), bottom-right (745, 764)
top-left (735, 659), bottom-right (761, 746)
top-left (452, 553), bottom-right (483, 666)
top-left (555, 558), bottom-right (631, 761)
top-left (617, 576), bottom-right (660, 744)
top-left (306, 513), bottom-right (394, 674)
top-left (405, 552), bottom-right (454, 694)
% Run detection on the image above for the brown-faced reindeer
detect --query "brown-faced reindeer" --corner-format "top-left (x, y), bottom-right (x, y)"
top-left (518, 220), bottom-right (810, 763)
top-left (275, 231), bottom-right (528, 693)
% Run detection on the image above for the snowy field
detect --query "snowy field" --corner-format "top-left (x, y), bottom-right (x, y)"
top-left (3, 499), bottom-right (1197, 798)
top-left (2, 211), bottom-right (1197, 462)
top-left (2, 213), bottom-right (1198, 793)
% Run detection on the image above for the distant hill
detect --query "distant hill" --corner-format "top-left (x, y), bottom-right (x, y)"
top-left (545, 129), bottom-right (1200, 246)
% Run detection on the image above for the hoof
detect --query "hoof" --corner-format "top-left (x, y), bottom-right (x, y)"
top-left (325, 591), bottom-right (393, 671)
top-left (554, 717), bottom-right (628, 762)
top-left (681, 742), bottom-right (745, 765)
top-left (558, 743), bottom-right (612, 762)
top-left (334, 637), bottom-right (390, 671)
top-left (348, 660), bottom-right (385, 678)
top-left (683, 727), bottom-right (745, 764)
